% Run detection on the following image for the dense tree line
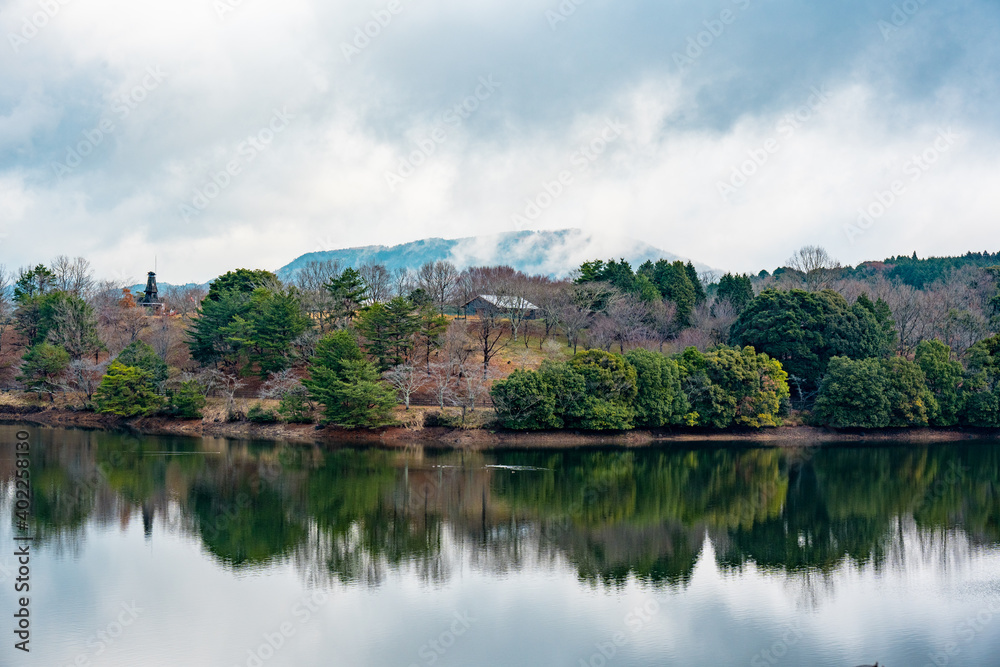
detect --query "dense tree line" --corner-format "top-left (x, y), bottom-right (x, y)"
top-left (491, 346), bottom-right (788, 431)
top-left (2, 245), bottom-right (999, 431)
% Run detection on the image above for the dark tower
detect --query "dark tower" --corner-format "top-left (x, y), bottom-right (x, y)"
top-left (139, 271), bottom-right (162, 310)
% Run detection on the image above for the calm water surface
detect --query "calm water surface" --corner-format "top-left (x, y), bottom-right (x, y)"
top-left (1, 425), bottom-right (999, 666)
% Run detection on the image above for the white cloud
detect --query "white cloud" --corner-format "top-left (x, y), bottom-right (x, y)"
top-left (0, 0), bottom-right (997, 282)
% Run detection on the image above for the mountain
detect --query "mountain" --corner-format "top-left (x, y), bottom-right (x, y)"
top-left (276, 229), bottom-right (717, 280)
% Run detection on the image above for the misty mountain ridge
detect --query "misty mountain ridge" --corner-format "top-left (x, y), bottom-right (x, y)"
top-left (276, 229), bottom-right (716, 281)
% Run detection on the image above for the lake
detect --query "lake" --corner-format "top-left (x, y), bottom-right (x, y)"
top-left (2, 425), bottom-right (999, 666)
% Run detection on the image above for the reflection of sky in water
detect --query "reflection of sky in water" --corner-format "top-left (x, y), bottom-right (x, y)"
top-left (3, 426), bottom-right (1000, 666)
top-left (2, 505), bottom-right (999, 667)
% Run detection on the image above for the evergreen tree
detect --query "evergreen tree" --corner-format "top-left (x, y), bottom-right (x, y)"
top-left (206, 268), bottom-right (278, 301)
top-left (716, 273), bottom-right (754, 313)
top-left (17, 343), bottom-right (70, 400)
top-left (624, 348), bottom-right (689, 427)
top-left (732, 289), bottom-right (897, 396)
top-left (188, 285), bottom-right (311, 376)
top-left (164, 380), bottom-right (207, 419)
top-left (117, 340), bottom-right (169, 390)
top-left (13, 264), bottom-right (55, 301)
top-left (44, 293), bottom-right (102, 359)
top-left (416, 305), bottom-right (448, 371)
top-left (675, 346), bottom-right (789, 428)
top-left (356, 297), bottom-right (420, 371)
top-left (685, 261), bottom-right (706, 305)
top-left (303, 331), bottom-right (397, 427)
top-left (93, 361), bottom-right (164, 417)
top-left (961, 334), bottom-right (1000, 426)
top-left (187, 288), bottom-right (251, 370)
top-left (325, 267), bottom-right (368, 326)
top-left (813, 356), bottom-right (933, 428)
top-left (915, 339), bottom-right (965, 426)
top-left (490, 369), bottom-right (560, 430)
top-left (650, 260), bottom-right (696, 326)
top-left (234, 287), bottom-right (313, 377)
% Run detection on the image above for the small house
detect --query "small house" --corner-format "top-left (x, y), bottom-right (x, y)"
top-left (463, 294), bottom-right (539, 320)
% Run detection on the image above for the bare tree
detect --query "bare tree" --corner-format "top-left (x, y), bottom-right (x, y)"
top-left (868, 277), bottom-right (923, 354)
top-left (525, 278), bottom-right (563, 349)
top-left (199, 369), bottom-right (243, 419)
top-left (290, 329), bottom-right (320, 364)
top-left (89, 279), bottom-right (148, 356)
top-left (51, 255), bottom-right (95, 297)
top-left (787, 245), bottom-right (840, 290)
top-left (940, 308), bottom-right (989, 358)
top-left (706, 298), bottom-right (738, 344)
top-left (0, 265), bottom-right (12, 355)
top-left (384, 364), bottom-right (423, 410)
top-left (469, 308), bottom-right (508, 376)
top-left (161, 285), bottom-right (207, 320)
top-left (391, 267), bottom-right (414, 298)
top-left (788, 245), bottom-right (838, 274)
top-left (417, 261), bottom-right (459, 314)
top-left (555, 288), bottom-right (591, 354)
top-left (442, 319), bottom-right (475, 369)
top-left (498, 275), bottom-right (535, 345)
top-left (148, 313), bottom-right (175, 360)
top-left (606, 295), bottom-right (650, 353)
top-left (65, 358), bottom-right (108, 402)
top-left (425, 360), bottom-right (458, 409)
top-left (452, 360), bottom-right (497, 424)
top-left (586, 315), bottom-right (617, 351)
top-left (359, 263), bottom-right (392, 303)
top-left (672, 324), bottom-right (715, 352)
top-left (294, 259), bottom-right (340, 331)
top-left (259, 368), bottom-right (300, 399)
top-left (47, 296), bottom-right (102, 360)
top-left (645, 299), bottom-right (678, 352)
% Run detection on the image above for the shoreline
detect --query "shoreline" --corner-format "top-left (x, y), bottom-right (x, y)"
top-left (3, 405), bottom-right (1000, 449)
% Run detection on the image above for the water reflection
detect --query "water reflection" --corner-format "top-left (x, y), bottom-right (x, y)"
top-left (4, 426), bottom-right (998, 592)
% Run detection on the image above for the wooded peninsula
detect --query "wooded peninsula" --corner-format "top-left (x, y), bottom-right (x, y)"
top-left (2, 246), bottom-right (999, 441)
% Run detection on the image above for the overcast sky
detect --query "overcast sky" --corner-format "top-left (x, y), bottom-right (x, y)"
top-left (1, 0), bottom-right (997, 283)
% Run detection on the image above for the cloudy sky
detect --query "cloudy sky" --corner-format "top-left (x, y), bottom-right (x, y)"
top-left (1, 0), bottom-right (997, 283)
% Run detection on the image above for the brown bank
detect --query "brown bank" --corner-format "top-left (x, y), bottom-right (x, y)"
top-left (3, 403), bottom-right (1000, 449)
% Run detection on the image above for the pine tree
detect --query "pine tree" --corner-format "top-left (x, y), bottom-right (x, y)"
top-left (303, 331), bottom-right (397, 427)
top-left (357, 297), bottom-right (419, 370)
top-left (17, 343), bottom-right (70, 401)
top-left (325, 268), bottom-right (368, 326)
top-left (93, 361), bottom-right (164, 416)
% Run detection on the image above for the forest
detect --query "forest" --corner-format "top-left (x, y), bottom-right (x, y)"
top-left (0, 245), bottom-right (998, 431)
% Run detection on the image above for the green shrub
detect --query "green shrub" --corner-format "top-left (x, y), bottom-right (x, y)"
top-left (247, 403), bottom-right (280, 423)
top-left (116, 340), bottom-right (168, 390)
top-left (93, 361), bottom-right (164, 417)
top-left (164, 380), bottom-right (207, 419)
top-left (491, 350), bottom-right (638, 432)
top-left (624, 348), bottom-right (688, 427)
top-left (813, 356), bottom-right (934, 428)
top-left (423, 411), bottom-right (461, 428)
top-left (915, 340), bottom-right (964, 426)
top-left (675, 346), bottom-right (789, 428)
top-left (490, 369), bottom-right (559, 430)
top-left (277, 387), bottom-right (314, 423)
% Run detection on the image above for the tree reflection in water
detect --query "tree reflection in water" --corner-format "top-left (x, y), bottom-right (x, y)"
top-left (5, 426), bottom-right (998, 591)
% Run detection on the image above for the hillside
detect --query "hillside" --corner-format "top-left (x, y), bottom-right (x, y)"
top-left (276, 229), bottom-right (717, 280)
